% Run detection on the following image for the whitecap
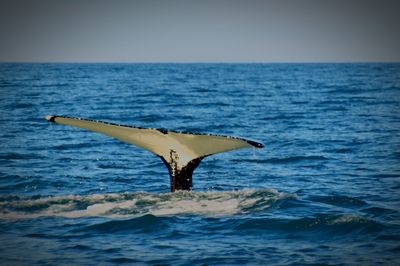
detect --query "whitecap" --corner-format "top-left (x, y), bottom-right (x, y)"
top-left (0, 188), bottom-right (296, 219)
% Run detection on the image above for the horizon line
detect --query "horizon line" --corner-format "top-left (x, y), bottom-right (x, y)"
top-left (1, 61), bottom-right (400, 64)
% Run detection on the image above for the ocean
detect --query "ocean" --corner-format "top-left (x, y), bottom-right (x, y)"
top-left (0, 63), bottom-right (399, 265)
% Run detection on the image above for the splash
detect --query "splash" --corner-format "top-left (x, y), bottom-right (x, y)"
top-left (0, 189), bottom-right (296, 219)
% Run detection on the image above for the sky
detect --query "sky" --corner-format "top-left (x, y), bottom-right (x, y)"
top-left (0, 0), bottom-right (399, 62)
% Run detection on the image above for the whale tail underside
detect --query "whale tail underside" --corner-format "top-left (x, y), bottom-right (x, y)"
top-left (45, 115), bottom-right (264, 192)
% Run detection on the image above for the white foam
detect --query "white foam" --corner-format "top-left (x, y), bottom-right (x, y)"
top-left (0, 189), bottom-right (296, 219)
top-left (330, 214), bottom-right (369, 225)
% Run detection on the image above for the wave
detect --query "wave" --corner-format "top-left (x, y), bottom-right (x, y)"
top-left (82, 214), bottom-right (173, 233)
top-left (235, 155), bottom-right (328, 164)
top-left (52, 142), bottom-right (95, 150)
top-left (235, 214), bottom-right (383, 234)
top-left (0, 189), bottom-right (296, 219)
top-left (307, 195), bottom-right (367, 208)
top-left (0, 152), bottom-right (46, 160)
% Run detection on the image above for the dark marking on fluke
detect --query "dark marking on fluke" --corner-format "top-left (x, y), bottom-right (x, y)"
top-left (246, 139), bottom-right (264, 148)
top-left (46, 115), bottom-right (57, 123)
top-left (159, 154), bottom-right (205, 192)
top-left (156, 128), bottom-right (169, 134)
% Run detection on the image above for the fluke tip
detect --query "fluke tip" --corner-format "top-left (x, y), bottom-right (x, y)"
top-left (45, 115), bottom-right (56, 122)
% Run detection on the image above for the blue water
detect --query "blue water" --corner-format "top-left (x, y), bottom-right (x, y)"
top-left (0, 63), bottom-right (399, 265)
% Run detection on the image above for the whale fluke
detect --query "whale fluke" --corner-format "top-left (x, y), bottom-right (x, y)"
top-left (45, 115), bottom-right (264, 192)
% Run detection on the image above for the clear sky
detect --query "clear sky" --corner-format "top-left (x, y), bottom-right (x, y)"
top-left (1, 0), bottom-right (399, 62)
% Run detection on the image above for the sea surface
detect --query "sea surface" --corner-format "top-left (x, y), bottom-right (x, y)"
top-left (0, 63), bottom-right (399, 265)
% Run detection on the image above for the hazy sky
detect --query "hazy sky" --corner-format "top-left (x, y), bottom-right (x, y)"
top-left (1, 0), bottom-right (399, 62)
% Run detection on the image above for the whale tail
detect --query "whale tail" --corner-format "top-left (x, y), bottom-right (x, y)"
top-left (45, 115), bottom-right (264, 192)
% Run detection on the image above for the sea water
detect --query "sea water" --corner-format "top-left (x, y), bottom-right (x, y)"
top-left (0, 63), bottom-right (399, 265)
